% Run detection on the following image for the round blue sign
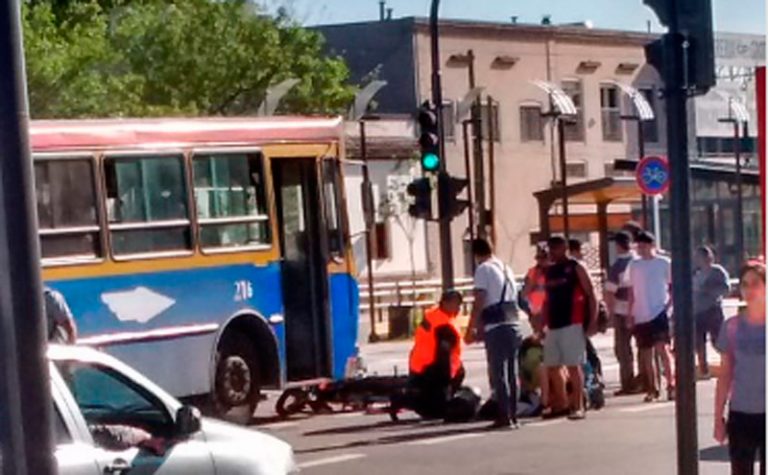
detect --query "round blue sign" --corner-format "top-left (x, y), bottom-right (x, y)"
top-left (636, 156), bottom-right (670, 195)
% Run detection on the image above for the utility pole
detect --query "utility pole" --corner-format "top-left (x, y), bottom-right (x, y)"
top-left (430, 0), bottom-right (455, 290)
top-left (664, 29), bottom-right (699, 475)
top-left (359, 120), bottom-right (378, 343)
top-left (0, 1), bottom-right (56, 474)
top-left (557, 118), bottom-right (571, 238)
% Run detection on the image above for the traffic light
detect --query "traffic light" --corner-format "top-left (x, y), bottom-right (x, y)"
top-left (418, 101), bottom-right (441, 173)
top-left (643, 0), bottom-right (715, 95)
top-left (439, 174), bottom-right (469, 219)
top-left (407, 177), bottom-right (433, 220)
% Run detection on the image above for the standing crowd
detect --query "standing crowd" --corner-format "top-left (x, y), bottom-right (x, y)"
top-left (408, 221), bottom-right (764, 473)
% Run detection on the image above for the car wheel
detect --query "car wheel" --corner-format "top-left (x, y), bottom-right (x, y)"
top-left (213, 333), bottom-right (260, 425)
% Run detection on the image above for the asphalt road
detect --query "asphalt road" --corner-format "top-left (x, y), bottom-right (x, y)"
top-left (254, 332), bottom-right (732, 475)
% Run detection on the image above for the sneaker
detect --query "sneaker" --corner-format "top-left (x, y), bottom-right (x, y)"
top-left (567, 409), bottom-right (586, 420)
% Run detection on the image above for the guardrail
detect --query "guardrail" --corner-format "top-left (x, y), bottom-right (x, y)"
top-left (360, 275), bottom-right (744, 316)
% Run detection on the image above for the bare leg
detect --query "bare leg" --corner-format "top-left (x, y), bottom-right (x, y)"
top-left (639, 348), bottom-right (657, 399)
top-left (656, 342), bottom-right (675, 394)
top-left (567, 365), bottom-right (584, 412)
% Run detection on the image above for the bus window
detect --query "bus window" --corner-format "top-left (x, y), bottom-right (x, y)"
top-left (104, 154), bottom-right (191, 256)
top-left (34, 158), bottom-right (101, 261)
top-left (321, 159), bottom-right (345, 257)
top-left (192, 153), bottom-right (270, 250)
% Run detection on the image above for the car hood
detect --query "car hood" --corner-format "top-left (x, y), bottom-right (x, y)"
top-left (200, 418), bottom-right (296, 475)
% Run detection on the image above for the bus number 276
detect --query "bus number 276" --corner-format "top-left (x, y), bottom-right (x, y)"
top-left (234, 280), bottom-right (254, 302)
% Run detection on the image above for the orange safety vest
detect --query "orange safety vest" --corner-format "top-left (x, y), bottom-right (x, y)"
top-left (409, 306), bottom-right (462, 378)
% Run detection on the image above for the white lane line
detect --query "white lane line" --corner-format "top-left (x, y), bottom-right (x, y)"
top-left (259, 421), bottom-right (299, 429)
top-left (620, 402), bottom-right (674, 413)
top-left (297, 453), bottom-right (367, 469)
top-left (526, 419), bottom-right (565, 428)
top-left (407, 433), bottom-right (483, 446)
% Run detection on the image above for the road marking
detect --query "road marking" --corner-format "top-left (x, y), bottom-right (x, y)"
top-left (297, 453), bottom-right (367, 469)
top-left (620, 402), bottom-right (674, 413)
top-left (259, 421), bottom-right (299, 429)
top-left (525, 419), bottom-right (565, 428)
top-left (407, 433), bottom-right (483, 446)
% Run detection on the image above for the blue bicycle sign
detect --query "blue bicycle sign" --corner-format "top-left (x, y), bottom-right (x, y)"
top-left (636, 156), bottom-right (670, 195)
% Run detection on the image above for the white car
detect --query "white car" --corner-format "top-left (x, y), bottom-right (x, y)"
top-left (50, 344), bottom-right (296, 475)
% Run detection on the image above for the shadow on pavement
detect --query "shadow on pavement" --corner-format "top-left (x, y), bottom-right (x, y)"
top-left (699, 444), bottom-right (730, 462)
top-left (303, 418), bottom-right (427, 436)
top-left (295, 423), bottom-right (492, 455)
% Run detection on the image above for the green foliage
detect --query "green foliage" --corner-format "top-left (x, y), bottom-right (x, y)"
top-left (22, 0), bottom-right (355, 118)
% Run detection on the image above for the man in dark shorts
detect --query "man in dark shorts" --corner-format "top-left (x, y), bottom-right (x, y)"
top-left (626, 231), bottom-right (675, 402)
top-left (693, 246), bottom-right (730, 379)
top-left (542, 236), bottom-right (597, 420)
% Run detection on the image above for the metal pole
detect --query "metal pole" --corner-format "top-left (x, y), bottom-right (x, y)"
top-left (468, 51), bottom-right (486, 240)
top-left (430, 0), bottom-right (455, 290)
top-left (557, 118), bottom-right (570, 238)
top-left (734, 121), bottom-right (744, 263)
top-left (360, 121), bottom-right (379, 343)
top-left (487, 95), bottom-right (497, 245)
top-left (462, 120), bottom-right (476, 245)
top-left (663, 20), bottom-right (699, 473)
top-left (0, 1), bottom-right (55, 474)
top-left (638, 120), bottom-right (649, 228)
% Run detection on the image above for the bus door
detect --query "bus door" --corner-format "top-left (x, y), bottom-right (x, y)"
top-left (271, 158), bottom-right (332, 381)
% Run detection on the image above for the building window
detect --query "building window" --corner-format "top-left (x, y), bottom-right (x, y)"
top-left (104, 154), bottom-right (191, 256)
top-left (442, 101), bottom-right (456, 141)
top-left (561, 79), bottom-right (585, 141)
top-left (373, 221), bottom-right (390, 260)
top-left (566, 162), bottom-right (587, 178)
top-left (519, 104), bottom-right (544, 142)
top-left (35, 158), bottom-right (101, 261)
top-left (639, 88), bottom-right (659, 143)
top-left (193, 152), bottom-right (270, 251)
top-left (480, 101), bottom-right (501, 142)
top-left (600, 84), bottom-right (623, 142)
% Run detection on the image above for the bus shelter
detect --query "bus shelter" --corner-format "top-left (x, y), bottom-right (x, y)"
top-left (532, 177), bottom-right (644, 271)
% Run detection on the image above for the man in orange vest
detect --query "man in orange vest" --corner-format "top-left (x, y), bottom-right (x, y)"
top-left (407, 290), bottom-right (465, 419)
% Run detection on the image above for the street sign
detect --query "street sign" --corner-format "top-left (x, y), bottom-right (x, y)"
top-left (636, 155), bottom-right (670, 195)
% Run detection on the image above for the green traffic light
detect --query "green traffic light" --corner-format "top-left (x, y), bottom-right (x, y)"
top-left (422, 153), bottom-right (440, 171)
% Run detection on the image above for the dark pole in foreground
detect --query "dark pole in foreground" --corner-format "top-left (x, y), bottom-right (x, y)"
top-left (663, 27), bottom-right (699, 475)
top-left (360, 121), bottom-right (379, 343)
top-left (0, 1), bottom-right (56, 474)
top-left (430, 0), bottom-right (454, 290)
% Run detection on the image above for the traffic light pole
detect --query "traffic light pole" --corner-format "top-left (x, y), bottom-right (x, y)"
top-left (662, 21), bottom-right (699, 475)
top-left (430, 0), bottom-right (455, 290)
top-left (0, 1), bottom-right (56, 474)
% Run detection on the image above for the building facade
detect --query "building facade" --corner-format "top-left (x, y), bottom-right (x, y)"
top-left (322, 17), bottom-right (666, 275)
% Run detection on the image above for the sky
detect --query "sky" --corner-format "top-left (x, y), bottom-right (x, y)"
top-left (266, 0), bottom-right (766, 35)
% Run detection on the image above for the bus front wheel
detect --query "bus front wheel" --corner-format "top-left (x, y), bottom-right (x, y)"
top-left (213, 333), bottom-right (261, 425)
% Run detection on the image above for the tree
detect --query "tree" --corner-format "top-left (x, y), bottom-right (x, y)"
top-left (22, 0), bottom-right (356, 118)
top-left (378, 159), bottom-right (422, 310)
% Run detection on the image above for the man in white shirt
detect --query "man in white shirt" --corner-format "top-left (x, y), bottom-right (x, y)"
top-left (626, 231), bottom-right (675, 402)
top-left (465, 239), bottom-right (521, 429)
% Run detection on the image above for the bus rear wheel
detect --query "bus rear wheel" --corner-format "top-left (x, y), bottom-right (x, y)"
top-left (213, 333), bottom-right (261, 425)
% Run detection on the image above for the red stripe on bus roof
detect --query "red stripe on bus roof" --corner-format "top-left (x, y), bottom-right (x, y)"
top-left (30, 116), bottom-right (344, 151)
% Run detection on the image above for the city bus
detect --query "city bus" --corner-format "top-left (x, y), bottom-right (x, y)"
top-left (31, 117), bottom-right (360, 423)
